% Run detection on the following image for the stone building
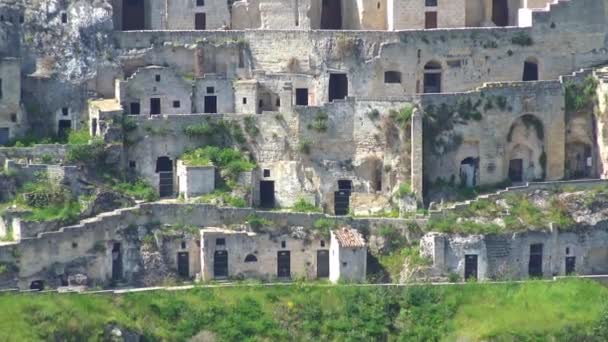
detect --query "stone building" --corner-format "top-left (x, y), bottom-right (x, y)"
top-left (330, 227), bottom-right (367, 283)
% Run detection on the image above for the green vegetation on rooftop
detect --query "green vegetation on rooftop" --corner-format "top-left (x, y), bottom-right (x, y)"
top-left (180, 146), bottom-right (255, 179)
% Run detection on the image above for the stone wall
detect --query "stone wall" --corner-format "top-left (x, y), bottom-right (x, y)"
top-left (0, 202), bottom-right (418, 289)
top-left (421, 224), bottom-right (608, 280)
top-left (0, 58), bottom-right (24, 142)
top-left (0, 145), bottom-right (67, 165)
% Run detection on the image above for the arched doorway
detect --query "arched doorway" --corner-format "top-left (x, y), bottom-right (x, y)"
top-left (460, 157), bottom-right (478, 187)
top-left (492, 0), bottom-right (509, 27)
top-left (523, 57), bottom-right (539, 81)
top-left (156, 156), bottom-right (173, 198)
top-left (506, 115), bottom-right (545, 182)
top-left (423, 61), bottom-right (442, 93)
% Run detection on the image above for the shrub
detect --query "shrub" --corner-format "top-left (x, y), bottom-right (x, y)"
top-left (397, 183), bottom-right (412, 197)
top-left (309, 112), bottom-right (329, 132)
top-left (122, 116), bottom-right (138, 132)
top-left (244, 116), bottom-right (259, 136)
top-left (246, 214), bottom-right (271, 232)
top-left (389, 104), bottom-right (413, 128)
top-left (292, 198), bottom-right (320, 213)
top-left (298, 139), bottom-right (312, 154)
top-left (511, 32), bottom-right (533, 46)
top-left (66, 138), bottom-right (105, 164)
top-left (113, 180), bottom-right (158, 202)
top-left (180, 146), bottom-right (255, 179)
top-left (313, 218), bottom-right (336, 238)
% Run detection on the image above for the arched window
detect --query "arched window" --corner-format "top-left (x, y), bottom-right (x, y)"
top-left (423, 61), bottom-right (442, 93)
top-left (522, 57), bottom-right (539, 81)
top-left (244, 254), bottom-right (258, 263)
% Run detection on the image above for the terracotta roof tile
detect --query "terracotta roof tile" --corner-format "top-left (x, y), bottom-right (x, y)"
top-left (333, 227), bottom-right (365, 248)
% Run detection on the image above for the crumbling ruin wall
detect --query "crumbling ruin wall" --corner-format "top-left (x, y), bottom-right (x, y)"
top-left (422, 80), bottom-right (564, 191)
top-left (3, 202), bottom-right (418, 289)
top-left (421, 224), bottom-right (608, 281)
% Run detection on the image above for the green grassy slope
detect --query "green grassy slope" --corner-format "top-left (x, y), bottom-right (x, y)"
top-left (0, 279), bottom-right (606, 341)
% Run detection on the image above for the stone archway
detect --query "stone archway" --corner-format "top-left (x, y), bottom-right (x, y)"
top-left (506, 114), bottom-right (545, 182)
top-left (460, 157), bottom-right (478, 187)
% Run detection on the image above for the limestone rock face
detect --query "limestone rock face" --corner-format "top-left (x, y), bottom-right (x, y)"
top-left (82, 190), bottom-right (135, 218)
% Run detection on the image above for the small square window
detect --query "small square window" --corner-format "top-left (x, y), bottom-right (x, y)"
top-left (155, 75), bottom-right (161, 82)
top-left (173, 100), bottom-right (181, 108)
top-left (207, 86), bottom-right (215, 94)
top-left (10, 113), bottom-right (16, 122)
top-left (263, 169), bottom-right (270, 177)
top-left (19, 15), bottom-right (24, 23)
top-left (181, 241), bottom-right (186, 249)
top-left (281, 241), bottom-right (286, 248)
top-left (276, 98), bottom-right (281, 107)
top-left (566, 247), bottom-right (570, 255)
top-left (425, 0), bottom-right (438, 6)
top-left (320, 240), bottom-right (325, 247)
top-left (196, 0), bottom-right (205, 6)
top-left (61, 13), bottom-right (67, 23)
top-left (242, 97), bottom-right (247, 104)
top-left (129, 161), bottom-right (136, 168)
top-left (342, 262), bottom-right (348, 267)
top-left (130, 102), bottom-right (141, 115)
top-left (216, 238), bottom-right (226, 246)
top-left (62, 107), bottom-right (69, 116)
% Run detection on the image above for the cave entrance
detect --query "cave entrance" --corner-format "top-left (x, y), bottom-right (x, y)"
top-left (321, 0), bottom-right (342, 29)
top-left (177, 252), bottom-right (189, 278)
top-left (334, 180), bottom-right (352, 216)
top-left (259, 180), bottom-right (275, 208)
top-left (204, 96), bottom-right (217, 114)
top-left (112, 242), bottom-right (123, 282)
top-left (566, 256), bottom-right (576, 275)
top-left (122, 0), bottom-right (145, 31)
top-left (0, 127), bottom-right (9, 145)
top-left (277, 251), bottom-right (291, 278)
top-left (523, 58), bottom-right (539, 81)
top-left (317, 250), bottom-right (330, 278)
top-left (528, 243), bottom-right (543, 278)
top-left (58, 120), bottom-right (72, 140)
top-left (156, 156), bottom-right (174, 198)
top-left (492, 0), bottom-right (509, 27)
top-left (464, 254), bottom-right (478, 281)
top-left (329, 73), bottom-right (348, 102)
top-left (566, 142), bottom-right (592, 179)
top-left (508, 158), bottom-right (523, 183)
top-left (460, 157), bottom-right (478, 188)
top-left (213, 250), bottom-right (228, 278)
top-left (30, 280), bottom-right (45, 291)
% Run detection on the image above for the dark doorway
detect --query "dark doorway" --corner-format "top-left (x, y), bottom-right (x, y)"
top-left (195, 13), bottom-right (206, 30)
top-left (122, 0), bottom-right (145, 31)
top-left (213, 250), bottom-right (228, 278)
top-left (259, 181), bottom-right (275, 208)
top-left (177, 252), bottom-right (189, 278)
top-left (296, 88), bottom-right (309, 106)
top-left (523, 59), bottom-right (538, 81)
top-left (334, 180), bottom-right (352, 216)
top-left (317, 250), bottom-right (330, 278)
top-left (460, 157), bottom-right (478, 188)
top-left (30, 280), bottom-right (45, 291)
top-left (277, 251), bottom-right (291, 278)
top-left (0, 127), bottom-right (9, 145)
top-left (112, 243), bottom-right (123, 281)
top-left (508, 159), bottom-right (523, 182)
top-left (204, 96), bottom-right (217, 113)
top-left (92, 118), bottom-right (98, 136)
top-left (130, 102), bottom-right (141, 115)
top-left (464, 254), bottom-right (478, 281)
top-left (492, 0), bottom-right (509, 26)
top-left (58, 120), bottom-right (72, 140)
top-left (528, 243), bottom-right (543, 278)
top-left (425, 11), bottom-right (438, 29)
top-left (423, 61), bottom-right (442, 93)
top-left (156, 156), bottom-right (174, 198)
top-left (150, 98), bottom-right (161, 115)
top-left (321, 0), bottom-right (342, 29)
top-left (329, 73), bottom-right (348, 102)
top-left (565, 256), bottom-right (576, 275)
